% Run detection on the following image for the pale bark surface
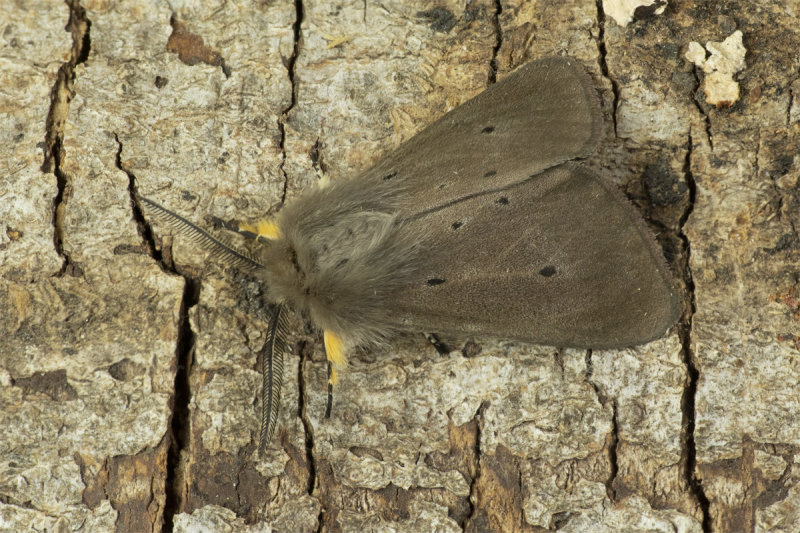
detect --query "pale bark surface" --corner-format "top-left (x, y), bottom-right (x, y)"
top-left (1, 1), bottom-right (798, 532)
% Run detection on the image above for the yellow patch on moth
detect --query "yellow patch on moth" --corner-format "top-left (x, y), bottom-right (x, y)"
top-left (324, 330), bottom-right (348, 384)
top-left (239, 220), bottom-right (282, 240)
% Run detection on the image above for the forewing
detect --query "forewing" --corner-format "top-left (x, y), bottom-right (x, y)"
top-left (358, 56), bottom-right (602, 215)
top-left (392, 164), bottom-right (680, 349)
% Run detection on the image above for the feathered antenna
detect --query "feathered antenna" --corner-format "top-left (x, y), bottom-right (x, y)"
top-left (138, 195), bottom-right (266, 272)
top-left (259, 303), bottom-right (290, 455)
top-left (139, 194), bottom-right (293, 453)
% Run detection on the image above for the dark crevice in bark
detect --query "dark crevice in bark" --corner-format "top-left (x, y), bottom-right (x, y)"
top-left (584, 350), bottom-right (619, 504)
top-left (463, 401), bottom-right (487, 531)
top-left (678, 133), bottom-right (711, 531)
top-left (44, 0), bottom-right (90, 277)
top-left (595, 0), bottom-right (619, 136)
top-left (606, 400), bottom-right (619, 502)
top-left (488, 0), bottom-right (502, 84)
top-left (688, 68), bottom-right (714, 151)
top-left (116, 136), bottom-right (199, 533)
top-left (297, 341), bottom-right (318, 499)
top-left (277, 0), bottom-right (304, 207)
top-left (161, 277), bottom-right (199, 532)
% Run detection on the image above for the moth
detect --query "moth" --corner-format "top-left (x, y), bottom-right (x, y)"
top-left (139, 56), bottom-right (680, 456)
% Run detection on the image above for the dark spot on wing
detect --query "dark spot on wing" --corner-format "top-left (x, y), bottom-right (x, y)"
top-left (438, 183), bottom-right (446, 190)
top-left (484, 170), bottom-right (497, 178)
top-left (539, 265), bottom-right (557, 277)
top-left (427, 278), bottom-right (446, 286)
top-left (496, 196), bottom-right (509, 205)
top-left (451, 221), bottom-right (463, 230)
top-left (383, 171), bottom-right (398, 180)
top-left (481, 126), bottom-right (495, 134)
top-left (336, 258), bottom-right (349, 268)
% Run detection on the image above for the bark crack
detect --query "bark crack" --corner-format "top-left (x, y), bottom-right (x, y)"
top-left (678, 132), bottom-right (711, 531)
top-left (595, 0), bottom-right (619, 136)
top-left (606, 400), bottom-right (619, 502)
top-left (488, 0), bottom-right (502, 83)
top-left (584, 350), bottom-right (620, 504)
top-left (44, 0), bottom-right (90, 277)
top-left (687, 67), bottom-right (714, 151)
top-left (297, 341), bottom-right (320, 527)
top-left (116, 136), bottom-right (199, 532)
top-left (462, 401), bottom-right (486, 530)
top-left (277, 0), bottom-right (304, 207)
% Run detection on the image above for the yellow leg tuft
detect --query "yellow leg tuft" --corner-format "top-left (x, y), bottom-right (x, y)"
top-left (324, 331), bottom-right (348, 385)
top-left (238, 220), bottom-right (282, 241)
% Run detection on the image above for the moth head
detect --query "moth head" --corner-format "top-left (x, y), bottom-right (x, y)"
top-left (254, 232), bottom-right (313, 313)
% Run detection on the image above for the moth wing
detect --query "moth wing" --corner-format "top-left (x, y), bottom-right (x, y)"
top-left (358, 56), bottom-right (602, 214)
top-left (393, 163), bottom-right (680, 349)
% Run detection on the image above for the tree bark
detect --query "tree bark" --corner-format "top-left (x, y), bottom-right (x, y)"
top-left (2, 1), bottom-right (798, 531)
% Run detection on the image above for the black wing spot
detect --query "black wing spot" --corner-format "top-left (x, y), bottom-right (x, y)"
top-left (483, 170), bottom-right (497, 178)
top-left (383, 171), bottom-right (398, 180)
top-left (539, 265), bottom-right (557, 277)
top-left (496, 196), bottom-right (509, 205)
top-left (481, 126), bottom-right (495, 134)
top-left (426, 278), bottom-right (446, 286)
top-left (451, 221), bottom-right (463, 230)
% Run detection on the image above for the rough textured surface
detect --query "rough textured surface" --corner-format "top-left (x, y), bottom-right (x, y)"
top-left (2, 1), bottom-right (798, 532)
top-left (685, 31), bottom-right (746, 108)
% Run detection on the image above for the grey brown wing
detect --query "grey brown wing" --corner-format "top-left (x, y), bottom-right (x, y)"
top-left (391, 163), bottom-right (680, 349)
top-left (357, 56), bottom-right (602, 215)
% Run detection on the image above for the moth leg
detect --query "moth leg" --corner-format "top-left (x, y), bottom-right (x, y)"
top-left (210, 216), bottom-right (282, 242)
top-left (323, 331), bottom-right (347, 419)
top-left (325, 361), bottom-right (333, 419)
top-left (424, 333), bottom-right (451, 355)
